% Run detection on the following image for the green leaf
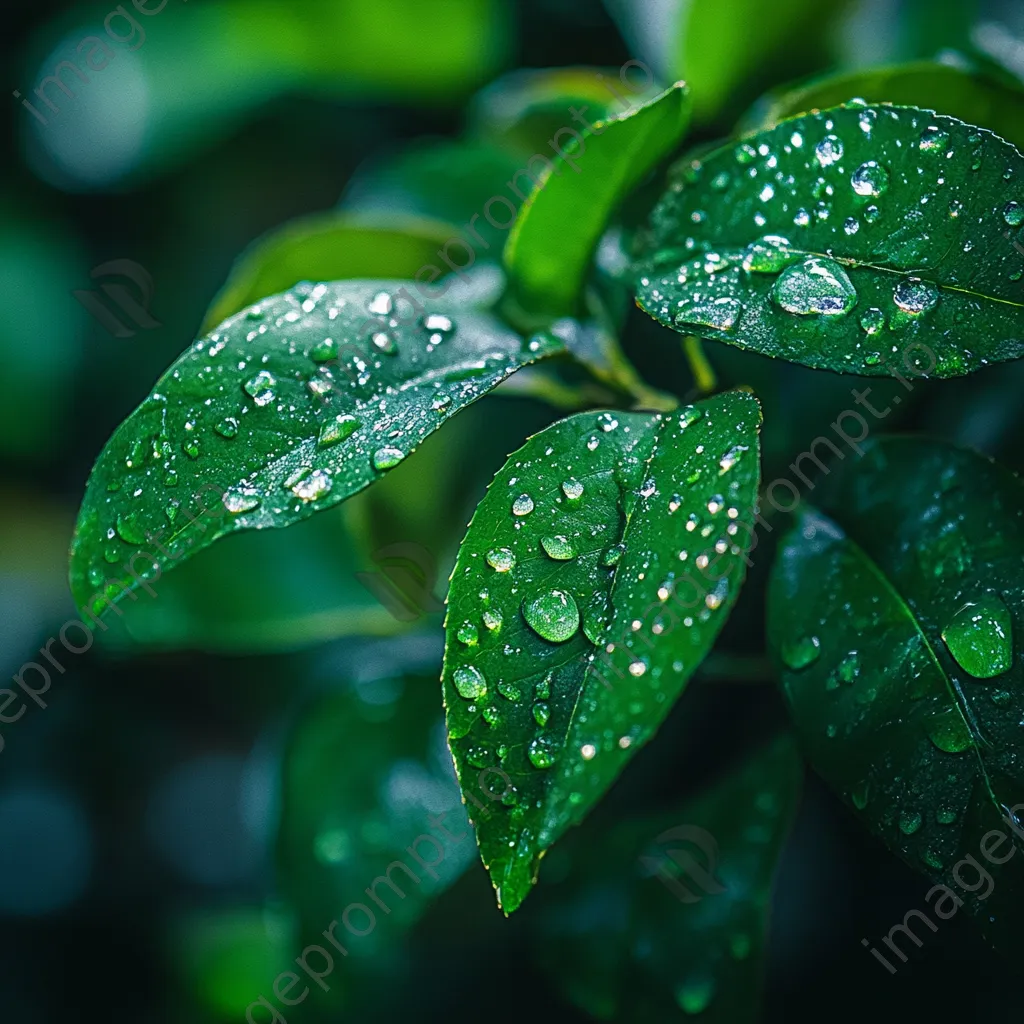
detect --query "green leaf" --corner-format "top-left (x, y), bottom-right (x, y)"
top-left (202, 214), bottom-right (457, 333)
top-left (504, 83), bottom-right (691, 318)
top-left (768, 436), bottom-right (1024, 950)
top-left (277, 663), bottom-right (478, 1012)
top-left (636, 105), bottom-right (1024, 377)
top-left (442, 390), bottom-right (763, 912)
top-left (69, 279), bottom-right (560, 625)
top-left (739, 60), bottom-right (1024, 151)
top-left (91, 508), bottom-right (404, 654)
top-left (603, 0), bottom-right (852, 124)
top-left (535, 734), bottom-right (802, 1021)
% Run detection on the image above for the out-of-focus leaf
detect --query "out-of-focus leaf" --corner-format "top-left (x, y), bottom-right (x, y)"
top-left (341, 140), bottom-right (522, 251)
top-left (443, 392), bottom-right (762, 912)
top-left (25, 0), bottom-right (511, 188)
top-left (0, 207), bottom-right (85, 458)
top-left (277, 669), bottom-right (478, 1011)
top-left (739, 59), bottom-right (1024, 149)
top-left (636, 105), bottom-right (1024, 377)
top-left (467, 65), bottom-right (658, 157)
top-left (69, 280), bottom-right (560, 626)
top-left (603, 0), bottom-right (851, 123)
top-left (768, 436), bottom-right (1024, 951)
top-left (93, 507), bottom-right (401, 654)
top-left (202, 215), bottom-right (457, 333)
top-left (536, 734), bottom-right (802, 1021)
top-left (504, 83), bottom-right (691, 319)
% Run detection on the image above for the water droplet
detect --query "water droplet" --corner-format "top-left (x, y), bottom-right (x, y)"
top-left (431, 394), bottom-right (452, 412)
top-left (602, 543), bottom-right (625, 567)
top-left (941, 595), bottom-right (1013, 678)
top-left (423, 313), bottom-right (454, 337)
top-left (317, 414), bottom-right (359, 448)
top-left (465, 745), bottom-right (491, 768)
top-left (675, 297), bottom-right (741, 332)
top-left (850, 161), bottom-right (889, 197)
top-left (782, 635), bottom-right (821, 669)
top-left (899, 810), bottom-right (923, 835)
top-left (310, 338), bottom-right (338, 362)
top-left (532, 702), bottom-right (550, 727)
top-left (771, 257), bottom-right (857, 316)
top-left (290, 469), bottom-right (332, 501)
top-left (453, 665), bottom-right (487, 699)
top-left (486, 548), bottom-right (516, 572)
top-left (497, 680), bottom-right (522, 702)
top-left (844, 217), bottom-right (860, 235)
top-left (561, 478), bottom-right (584, 500)
top-left (541, 535), bottom-right (575, 560)
top-left (596, 412), bottom-right (619, 433)
top-left (1004, 201), bottom-right (1024, 228)
top-left (675, 975), bottom-right (715, 1015)
top-left (512, 494), bottom-right (535, 516)
top-left (457, 621), bottom-right (479, 646)
top-left (371, 330), bottom-right (397, 355)
top-left (893, 278), bottom-right (939, 315)
top-left (522, 589), bottom-right (580, 643)
top-left (859, 308), bottom-right (886, 335)
top-left (483, 608), bottom-right (503, 632)
top-left (215, 417), bottom-right (239, 438)
top-left (368, 291), bottom-right (392, 316)
top-left (815, 135), bottom-right (843, 167)
top-left (223, 488), bottom-right (261, 514)
top-left (372, 446), bottom-right (406, 470)
top-left (243, 370), bottom-right (276, 406)
top-left (527, 735), bottom-right (559, 769)
top-left (864, 205), bottom-right (880, 224)
top-left (115, 513), bottom-right (147, 545)
top-left (918, 125), bottom-right (949, 152)
top-left (925, 705), bottom-right (973, 753)
top-left (742, 235), bottom-right (795, 273)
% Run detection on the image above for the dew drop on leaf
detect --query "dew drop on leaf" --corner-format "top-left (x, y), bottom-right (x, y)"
top-left (541, 535), bottom-right (576, 560)
top-left (850, 160), bottom-right (889, 197)
top-left (527, 735), bottom-right (560, 769)
top-left (781, 635), bottom-right (821, 669)
top-left (486, 547), bottom-right (516, 572)
top-left (522, 589), bottom-right (580, 643)
top-left (372, 446), bottom-right (406, 470)
top-left (941, 595), bottom-right (1013, 678)
top-left (453, 665), bottom-right (488, 699)
top-left (771, 257), bottom-right (856, 317)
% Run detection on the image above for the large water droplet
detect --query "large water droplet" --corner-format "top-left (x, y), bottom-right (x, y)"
top-left (781, 635), bottom-right (821, 669)
top-left (486, 548), bottom-right (516, 572)
top-left (850, 161), bottom-right (889, 197)
top-left (859, 308), bottom-right (886, 335)
top-left (893, 278), bottom-right (939, 315)
top-left (918, 125), bottom-right (950, 152)
top-left (223, 488), bottom-right (261, 514)
top-left (243, 370), bottom-right (276, 406)
top-left (925, 706), bottom-right (973, 753)
top-left (523, 590), bottom-right (580, 643)
top-left (453, 665), bottom-right (487, 699)
top-left (815, 135), bottom-right (843, 167)
top-left (512, 494), bottom-right (535, 516)
top-left (318, 414), bottom-right (359, 448)
top-left (372, 446), bottom-right (406, 470)
top-left (527, 735), bottom-right (560, 769)
top-left (1004, 201), bottom-right (1024, 228)
top-left (771, 257), bottom-right (856, 316)
top-left (290, 469), bottom-right (332, 502)
top-left (541, 535), bottom-right (575, 560)
top-left (941, 595), bottom-right (1013, 678)
top-left (674, 297), bottom-right (741, 332)
top-left (561, 478), bottom-right (584, 500)
top-left (742, 235), bottom-right (795, 273)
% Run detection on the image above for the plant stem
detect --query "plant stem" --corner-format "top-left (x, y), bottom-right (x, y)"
top-left (683, 336), bottom-right (717, 395)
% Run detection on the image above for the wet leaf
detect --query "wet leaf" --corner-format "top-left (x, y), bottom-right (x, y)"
top-left (740, 60), bottom-right (1024, 150)
top-left (636, 105), bottom-right (1024, 378)
top-left (535, 734), bottom-right (801, 1021)
top-left (768, 436), bottom-right (1024, 951)
top-left (202, 214), bottom-right (457, 333)
top-left (504, 83), bottom-right (691, 318)
top-left (442, 390), bottom-right (763, 912)
top-left (69, 279), bottom-right (560, 625)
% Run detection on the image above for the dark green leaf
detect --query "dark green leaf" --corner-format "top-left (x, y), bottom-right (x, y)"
top-left (504, 83), bottom-right (691, 318)
top-left (442, 390), bottom-right (763, 912)
top-left (739, 60), bottom-right (1024, 150)
top-left (535, 734), bottom-right (802, 1021)
top-left (768, 436), bottom-right (1024, 950)
top-left (636, 105), bottom-right (1024, 377)
top-left (202, 214), bottom-right (456, 333)
top-left (69, 279), bottom-right (559, 624)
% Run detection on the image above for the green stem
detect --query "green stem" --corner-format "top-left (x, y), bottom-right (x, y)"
top-left (683, 336), bottom-right (717, 395)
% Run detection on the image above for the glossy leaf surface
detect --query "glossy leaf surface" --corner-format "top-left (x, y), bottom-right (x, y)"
top-left (443, 391), bottom-right (763, 912)
top-left (505, 83), bottom-right (691, 318)
top-left (70, 280), bottom-right (556, 624)
top-left (768, 436), bottom-right (1024, 949)
top-left (536, 734), bottom-right (801, 1021)
top-left (636, 105), bottom-right (1024, 377)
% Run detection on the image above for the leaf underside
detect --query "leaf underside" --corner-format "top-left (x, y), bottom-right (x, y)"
top-left (443, 390), bottom-right (762, 912)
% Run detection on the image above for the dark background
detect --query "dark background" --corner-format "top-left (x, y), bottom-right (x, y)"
top-left (1, 0), bottom-right (1021, 1020)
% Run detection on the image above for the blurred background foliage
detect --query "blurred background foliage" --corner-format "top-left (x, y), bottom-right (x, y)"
top-left (2, 0), bottom-right (1024, 1020)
